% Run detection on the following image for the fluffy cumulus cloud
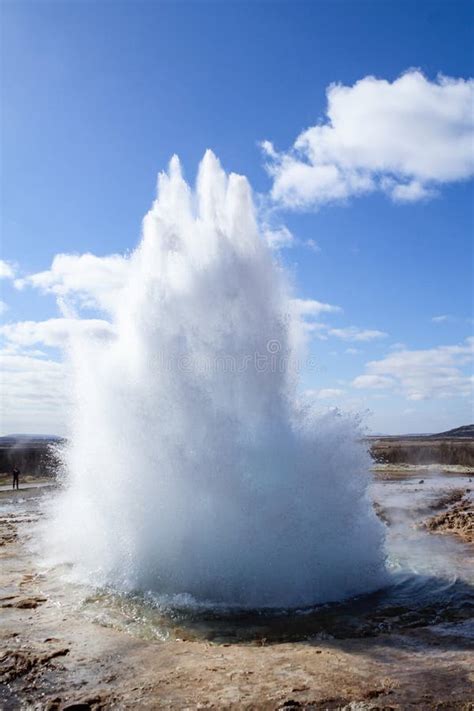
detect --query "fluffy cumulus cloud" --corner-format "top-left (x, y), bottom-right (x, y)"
top-left (308, 387), bottom-right (345, 399)
top-left (262, 224), bottom-right (321, 252)
top-left (0, 349), bottom-right (69, 434)
top-left (291, 298), bottom-right (387, 342)
top-left (262, 224), bottom-right (296, 250)
top-left (262, 71), bottom-right (474, 208)
top-left (0, 317), bottom-right (115, 434)
top-left (1, 251), bottom-right (125, 434)
top-left (353, 374), bottom-right (396, 390)
top-left (15, 253), bottom-right (129, 314)
top-left (353, 338), bottom-right (474, 400)
top-left (291, 298), bottom-right (342, 317)
top-left (0, 260), bottom-right (15, 280)
top-left (1, 318), bottom-right (115, 349)
top-left (326, 326), bottom-right (387, 342)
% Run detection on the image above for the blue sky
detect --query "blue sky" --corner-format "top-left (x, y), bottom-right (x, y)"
top-left (1, 0), bottom-right (473, 435)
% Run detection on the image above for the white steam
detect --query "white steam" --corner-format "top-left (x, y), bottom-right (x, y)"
top-left (44, 151), bottom-right (386, 607)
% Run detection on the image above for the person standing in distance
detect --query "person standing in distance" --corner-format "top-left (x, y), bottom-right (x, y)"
top-left (12, 466), bottom-right (20, 490)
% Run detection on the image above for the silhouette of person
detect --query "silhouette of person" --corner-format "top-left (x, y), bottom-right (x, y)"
top-left (12, 467), bottom-right (20, 490)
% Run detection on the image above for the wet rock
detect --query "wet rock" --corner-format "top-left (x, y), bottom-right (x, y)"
top-left (424, 497), bottom-right (473, 543)
top-left (2, 596), bottom-right (47, 609)
top-left (278, 701), bottom-right (302, 709)
top-left (373, 502), bottom-right (391, 525)
top-left (14, 597), bottom-right (47, 609)
top-left (59, 692), bottom-right (113, 710)
top-left (0, 647), bottom-right (70, 683)
top-left (429, 488), bottom-right (466, 511)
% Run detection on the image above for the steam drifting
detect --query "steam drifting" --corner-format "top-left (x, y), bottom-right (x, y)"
top-left (44, 151), bottom-right (386, 608)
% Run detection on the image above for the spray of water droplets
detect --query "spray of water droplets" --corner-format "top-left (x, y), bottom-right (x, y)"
top-left (43, 151), bottom-right (386, 608)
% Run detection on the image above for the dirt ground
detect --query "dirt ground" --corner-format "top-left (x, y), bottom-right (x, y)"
top-left (1, 485), bottom-right (473, 711)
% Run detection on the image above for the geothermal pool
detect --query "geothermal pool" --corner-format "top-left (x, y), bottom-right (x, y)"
top-left (68, 470), bottom-right (474, 643)
top-left (3, 468), bottom-right (472, 644)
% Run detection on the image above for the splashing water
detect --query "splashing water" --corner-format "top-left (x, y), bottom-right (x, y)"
top-left (44, 151), bottom-right (386, 608)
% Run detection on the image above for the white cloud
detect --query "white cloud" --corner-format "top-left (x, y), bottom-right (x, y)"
top-left (263, 71), bottom-right (474, 208)
top-left (0, 317), bottom-right (114, 434)
top-left (304, 239), bottom-right (321, 253)
top-left (314, 388), bottom-right (345, 399)
top-left (0, 300), bottom-right (8, 316)
top-left (1, 318), bottom-right (115, 348)
top-left (301, 322), bottom-right (329, 340)
top-left (1, 254), bottom-right (120, 433)
top-left (292, 301), bottom-right (387, 343)
top-left (389, 179), bottom-right (435, 203)
top-left (353, 374), bottom-right (396, 390)
top-left (262, 224), bottom-right (295, 249)
top-left (0, 260), bottom-right (15, 280)
top-left (302, 388), bottom-right (345, 403)
top-left (291, 298), bottom-right (342, 317)
top-left (262, 224), bottom-right (321, 253)
top-left (0, 349), bottom-right (69, 435)
top-left (352, 337), bottom-right (474, 400)
top-left (389, 342), bottom-right (407, 351)
top-left (16, 253), bottom-right (129, 314)
top-left (432, 314), bottom-right (451, 323)
top-left (327, 326), bottom-right (387, 342)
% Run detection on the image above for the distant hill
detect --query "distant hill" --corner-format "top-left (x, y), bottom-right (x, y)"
top-left (370, 424), bottom-right (474, 466)
top-left (428, 424), bottom-right (474, 440)
top-left (0, 434), bottom-right (64, 446)
top-left (368, 424), bottom-right (474, 441)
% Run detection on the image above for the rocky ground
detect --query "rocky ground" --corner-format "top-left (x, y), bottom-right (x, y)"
top-left (424, 497), bottom-right (474, 544)
top-left (1, 480), bottom-right (473, 710)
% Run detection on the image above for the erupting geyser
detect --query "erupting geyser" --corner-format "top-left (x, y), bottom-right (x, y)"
top-left (45, 151), bottom-right (386, 608)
